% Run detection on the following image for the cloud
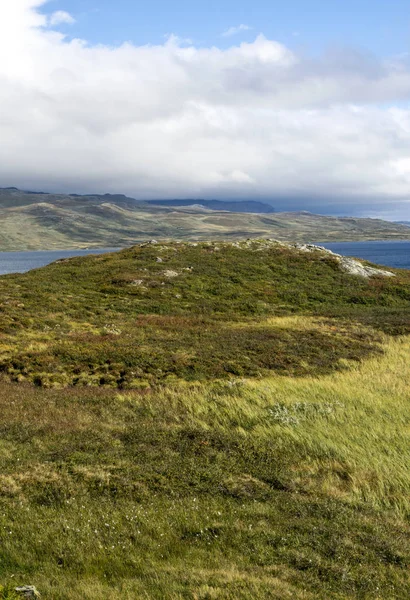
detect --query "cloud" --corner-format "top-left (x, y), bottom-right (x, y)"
top-left (222, 24), bottom-right (252, 38)
top-left (0, 1), bottom-right (410, 217)
top-left (49, 10), bottom-right (75, 26)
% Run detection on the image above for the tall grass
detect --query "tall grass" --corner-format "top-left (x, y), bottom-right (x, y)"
top-left (0, 334), bottom-right (409, 598)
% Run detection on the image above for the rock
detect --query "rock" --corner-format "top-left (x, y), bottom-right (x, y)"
top-left (139, 239), bottom-right (158, 247)
top-left (156, 257), bottom-right (163, 263)
top-left (290, 243), bottom-right (395, 278)
top-left (338, 256), bottom-right (395, 278)
top-left (103, 324), bottom-right (121, 335)
top-left (163, 270), bottom-right (179, 278)
top-left (15, 586), bottom-right (41, 598)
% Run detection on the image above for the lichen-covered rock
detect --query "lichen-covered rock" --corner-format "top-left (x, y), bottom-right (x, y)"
top-left (163, 270), bottom-right (179, 278)
top-left (291, 243), bottom-right (395, 278)
top-left (15, 586), bottom-right (41, 599)
top-left (338, 256), bottom-right (395, 278)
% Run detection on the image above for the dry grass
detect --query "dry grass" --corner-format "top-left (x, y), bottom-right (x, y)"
top-left (0, 335), bottom-right (409, 598)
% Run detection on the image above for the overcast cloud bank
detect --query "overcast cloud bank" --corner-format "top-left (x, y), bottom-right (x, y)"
top-left (1, 0), bottom-right (410, 217)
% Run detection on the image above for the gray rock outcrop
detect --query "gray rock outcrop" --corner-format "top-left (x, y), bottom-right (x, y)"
top-left (291, 243), bottom-right (395, 278)
top-left (15, 586), bottom-right (41, 599)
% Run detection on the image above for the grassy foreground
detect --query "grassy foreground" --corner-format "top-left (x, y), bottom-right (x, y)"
top-left (0, 340), bottom-right (409, 599)
top-left (0, 241), bottom-right (409, 598)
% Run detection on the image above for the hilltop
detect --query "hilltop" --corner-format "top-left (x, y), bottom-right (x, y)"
top-left (0, 239), bottom-right (408, 387)
top-left (1, 187), bottom-right (410, 251)
top-left (0, 241), bottom-right (409, 599)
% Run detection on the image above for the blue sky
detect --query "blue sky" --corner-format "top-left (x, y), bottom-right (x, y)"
top-left (43, 0), bottom-right (410, 57)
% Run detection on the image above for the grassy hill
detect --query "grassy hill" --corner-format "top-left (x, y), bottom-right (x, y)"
top-left (0, 241), bottom-right (409, 599)
top-left (1, 188), bottom-right (410, 250)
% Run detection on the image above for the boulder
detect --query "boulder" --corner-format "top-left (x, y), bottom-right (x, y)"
top-left (15, 586), bottom-right (41, 599)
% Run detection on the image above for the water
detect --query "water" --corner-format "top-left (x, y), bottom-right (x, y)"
top-left (0, 249), bottom-right (121, 276)
top-left (319, 241), bottom-right (410, 270)
top-left (0, 241), bottom-right (409, 276)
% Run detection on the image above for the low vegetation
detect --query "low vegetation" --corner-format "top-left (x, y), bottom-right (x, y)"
top-left (0, 240), bottom-right (409, 388)
top-left (0, 241), bottom-right (409, 598)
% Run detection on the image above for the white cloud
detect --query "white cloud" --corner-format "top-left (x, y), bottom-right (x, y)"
top-left (49, 10), bottom-right (75, 26)
top-left (222, 24), bottom-right (252, 38)
top-left (0, 1), bottom-right (410, 217)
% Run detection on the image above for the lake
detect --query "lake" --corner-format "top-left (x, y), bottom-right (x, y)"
top-left (320, 241), bottom-right (410, 270)
top-left (0, 241), bottom-right (409, 275)
top-left (0, 249), bottom-right (121, 276)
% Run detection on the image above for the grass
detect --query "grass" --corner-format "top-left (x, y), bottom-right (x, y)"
top-left (0, 240), bottom-right (409, 387)
top-left (0, 241), bottom-right (409, 598)
top-left (0, 340), bottom-right (409, 598)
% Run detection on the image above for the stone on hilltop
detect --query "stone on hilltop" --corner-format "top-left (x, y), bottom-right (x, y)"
top-left (291, 243), bottom-right (395, 278)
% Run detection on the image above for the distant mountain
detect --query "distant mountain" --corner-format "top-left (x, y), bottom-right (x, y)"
top-left (1, 187), bottom-right (410, 251)
top-left (147, 199), bottom-right (276, 213)
top-left (396, 221), bottom-right (410, 227)
top-left (0, 187), bottom-right (144, 209)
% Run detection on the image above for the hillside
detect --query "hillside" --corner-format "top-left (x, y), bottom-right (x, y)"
top-left (1, 188), bottom-right (410, 250)
top-left (146, 199), bottom-right (276, 213)
top-left (0, 241), bottom-right (409, 599)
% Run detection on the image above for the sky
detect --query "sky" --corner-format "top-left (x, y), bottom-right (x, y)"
top-left (1, 1), bottom-right (410, 218)
top-left (41, 0), bottom-right (410, 57)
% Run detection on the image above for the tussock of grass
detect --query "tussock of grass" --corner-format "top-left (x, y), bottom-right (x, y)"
top-left (0, 586), bottom-right (19, 600)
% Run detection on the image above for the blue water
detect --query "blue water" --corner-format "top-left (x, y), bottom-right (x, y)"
top-left (319, 241), bottom-right (410, 270)
top-left (0, 249), bottom-right (121, 276)
top-left (0, 241), bottom-right (409, 276)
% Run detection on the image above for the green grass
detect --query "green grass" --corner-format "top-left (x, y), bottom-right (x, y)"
top-left (0, 241), bottom-right (409, 598)
top-left (0, 240), bottom-right (409, 387)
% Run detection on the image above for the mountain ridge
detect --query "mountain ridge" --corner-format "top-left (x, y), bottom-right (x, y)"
top-left (1, 187), bottom-right (410, 251)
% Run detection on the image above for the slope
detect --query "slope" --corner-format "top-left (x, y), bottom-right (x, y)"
top-left (1, 188), bottom-right (410, 250)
